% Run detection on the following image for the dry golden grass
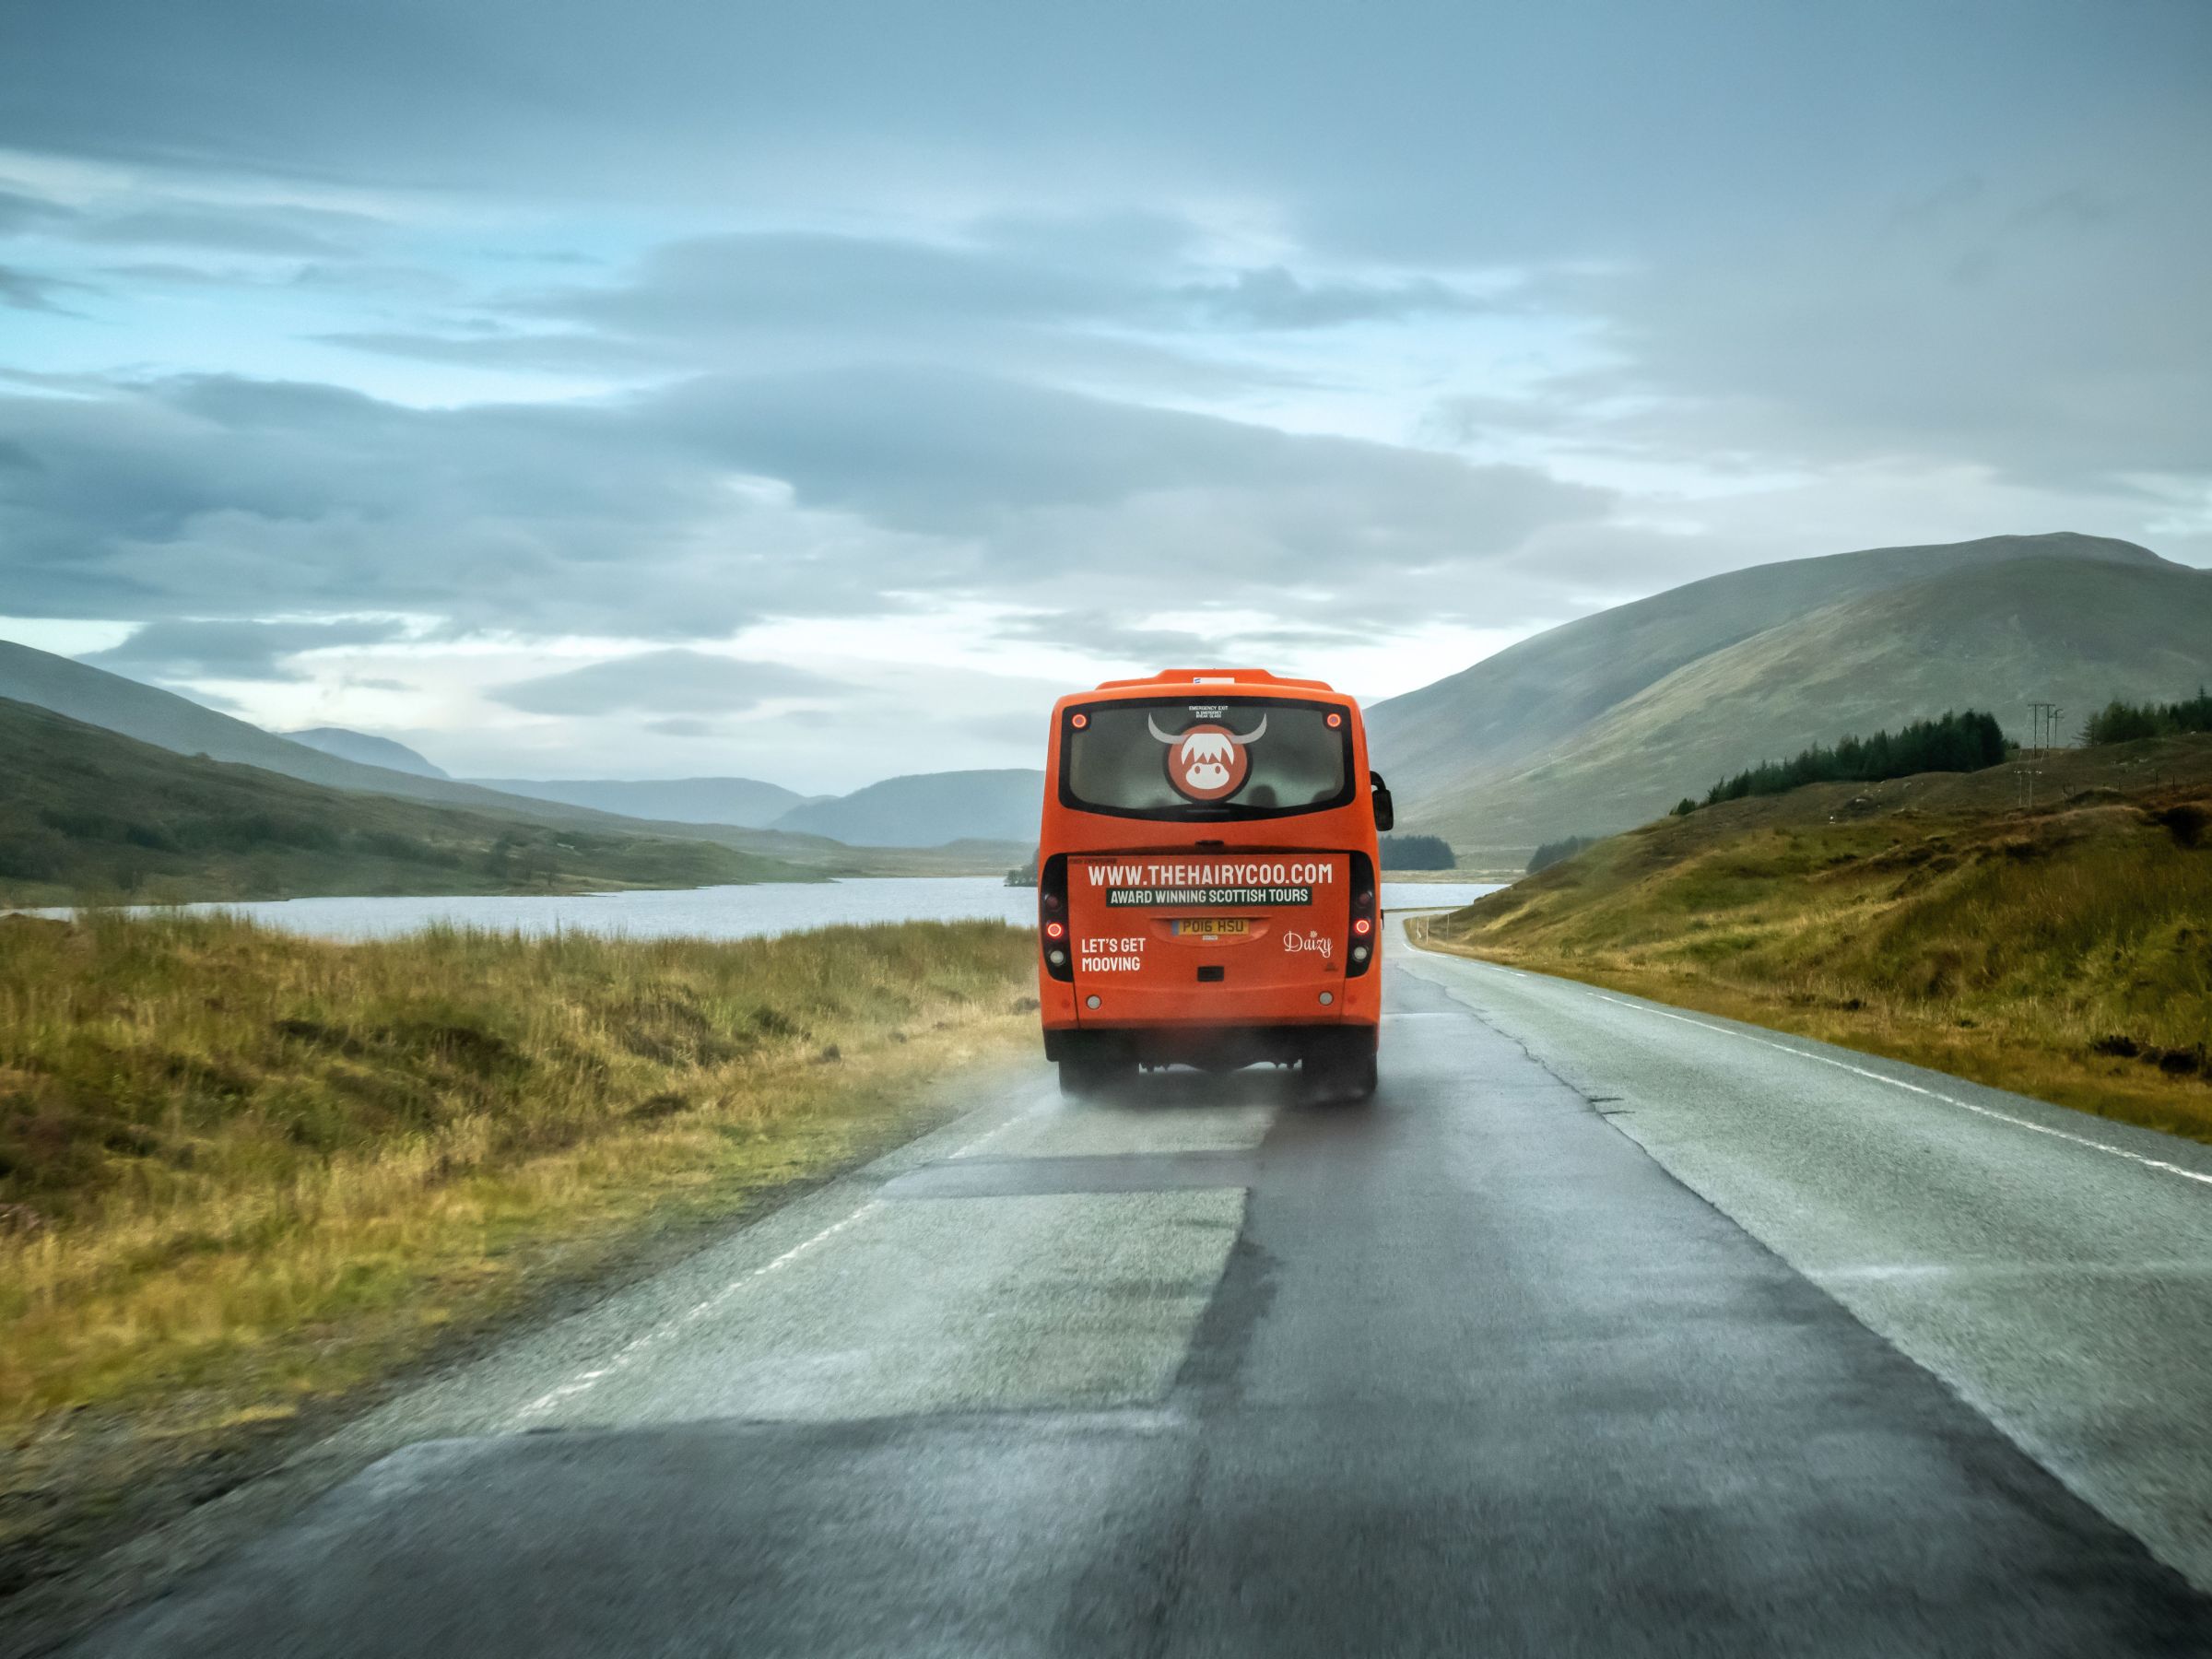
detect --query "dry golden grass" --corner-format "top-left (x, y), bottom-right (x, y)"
top-left (0, 912), bottom-right (1033, 1586)
top-left (1417, 747), bottom-right (2212, 1142)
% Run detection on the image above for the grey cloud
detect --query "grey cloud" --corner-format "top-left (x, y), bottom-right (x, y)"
top-left (0, 188), bottom-right (76, 235)
top-left (316, 329), bottom-right (664, 374)
top-left (85, 617), bottom-right (406, 681)
top-left (542, 230), bottom-right (1496, 343)
top-left (73, 204), bottom-right (377, 257)
top-left (1220, 621), bottom-right (1370, 651)
top-left (1176, 267), bottom-right (1498, 329)
top-left (1546, 175), bottom-right (2212, 488)
top-left (0, 264), bottom-right (92, 313)
top-left (14, 1), bottom-right (2201, 271)
top-left (95, 260), bottom-right (455, 298)
top-left (995, 612), bottom-right (1217, 664)
top-left (0, 373), bottom-right (772, 636)
top-left (288, 263), bottom-right (459, 298)
top-left (1422, 394), bottom-right (1590, 447)
top-left (994, 609), bottom-right (1367, 665)
top-left (490, 651), bottom-right (836, 715)
top-left (653, 366), bottom-right (1603, 551)
top-left (550, 232), bottom-right (1121, 337)
top-left (0, 366), bottom-right (1606, 645)
top-left (310, 225), bottom-right (1504, 386)
top-left (98, 262), bottom-right (244, 287)
top-left (969, 209), bottom-right (1201, 269)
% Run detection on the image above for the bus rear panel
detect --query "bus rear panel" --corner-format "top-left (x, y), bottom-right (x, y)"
top-left (1035, 668), bottom-right (1387, 1098)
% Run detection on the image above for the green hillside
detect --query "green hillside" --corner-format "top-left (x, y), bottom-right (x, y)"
top-left (1417, 732), bottom-right (2212, 1141)
top-left (1367, 534), bottom-right (2210, 860)
top-left (0, 698), bottom-right (817, 904)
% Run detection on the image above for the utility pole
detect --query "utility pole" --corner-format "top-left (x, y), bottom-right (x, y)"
top-left (2027, 701), bottom-right (2066, 757)
top-left (2020, 700), bottom-right (2063, 810)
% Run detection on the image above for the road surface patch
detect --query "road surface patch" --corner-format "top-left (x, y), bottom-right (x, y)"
top-left (880, 1152), bottom-right (1260, 1199)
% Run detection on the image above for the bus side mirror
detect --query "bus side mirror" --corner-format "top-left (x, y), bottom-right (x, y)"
top-left (1371, 771), bottom-right (1394, 833)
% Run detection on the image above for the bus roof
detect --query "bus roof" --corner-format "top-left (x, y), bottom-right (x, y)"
top-left (1090, 666), bottom-right (1338, 692)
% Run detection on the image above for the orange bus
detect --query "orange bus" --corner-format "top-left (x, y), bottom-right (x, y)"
top-left (1034, 667), bottom-right (1395, 1100)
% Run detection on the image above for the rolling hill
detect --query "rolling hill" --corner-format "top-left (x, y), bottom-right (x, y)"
top-left (284, 726), bottom-right (452, 778)
top-left (770, 769), bottom-right (1044, 848)
top-left (1367, 533), bottom-right (2212, 858)
top-left (0, 639), bottom-right (666, 819)
top-left (2, 639), bottom-right (1038, 872)
top-left (0, 697), bottom-right (816, 903)
top-left (468, 775), bottom-right (811, 828)
top-left (0, 640), bottom-right (885, 865)
top-left (1417, 731), bottom-right (2212, 1139)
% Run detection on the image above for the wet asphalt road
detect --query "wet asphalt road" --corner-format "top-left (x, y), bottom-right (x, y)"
top-left (73, 955), bottom-right (2212, 1655)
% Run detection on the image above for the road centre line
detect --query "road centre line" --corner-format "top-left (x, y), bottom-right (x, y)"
top-left (1579, 988), bottom-right (2212, 1192)
top-left (508, 1200), bottom-right (884, 1428)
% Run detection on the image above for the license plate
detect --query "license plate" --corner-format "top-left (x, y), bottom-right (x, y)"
top-left (1174, 918), bottom-right (1249, 936)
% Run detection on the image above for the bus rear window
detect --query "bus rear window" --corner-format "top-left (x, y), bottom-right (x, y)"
top-left (1061, 699), bottom-right (1352, 820)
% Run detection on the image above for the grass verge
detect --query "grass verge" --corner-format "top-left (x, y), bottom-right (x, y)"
top-left (0, 912), bottom-right (1034, 1604)
top-left (1414, 738), bottom-right (2212, 1143)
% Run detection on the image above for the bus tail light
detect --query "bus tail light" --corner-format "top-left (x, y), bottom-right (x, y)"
top-left (1041, 853), bottom-right (1074, 982)
top-left (1346, 851), bottom-right (1377, 978)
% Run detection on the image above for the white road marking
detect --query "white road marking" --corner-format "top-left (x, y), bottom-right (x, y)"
top-left (1578, 987), bottom-right (2212, 1192)
top-left (507, 1089), bottom-right (1052, 1429)
top-left (509, 1200), bottom-right (884, 1427)
top-left (949, 1112), bottom-right (1025, 1159)
top-left (1820, 1258), bottom-right (2212, 1285)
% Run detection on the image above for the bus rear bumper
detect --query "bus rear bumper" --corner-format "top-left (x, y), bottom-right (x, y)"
top-left (1043, 1021), bottom-right (1376, 1070)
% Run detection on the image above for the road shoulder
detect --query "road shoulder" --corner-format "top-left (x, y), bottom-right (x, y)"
top-left (1399, 947), bottom-right (2212, 1594)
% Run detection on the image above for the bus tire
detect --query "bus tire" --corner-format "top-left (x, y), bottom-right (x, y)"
top-left (1303, 1032), bottom-right (1378, 1103)
top-left (1058, 1054), bottom-right (1131, 1099)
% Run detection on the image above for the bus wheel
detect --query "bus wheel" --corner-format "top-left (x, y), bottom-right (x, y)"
top-left (1302, 1034), bottom-right (1378, 1104)
top-left (1059, 1055), bottom-right (1133, 1099)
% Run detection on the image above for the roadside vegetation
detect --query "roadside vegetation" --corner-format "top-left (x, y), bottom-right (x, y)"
top-left (1418, 732), bottom-right (2212, 1142)
top-left (0, 912), bottom-right (1033, 1601)
top-left (0, 698), bottom-right (813, 905)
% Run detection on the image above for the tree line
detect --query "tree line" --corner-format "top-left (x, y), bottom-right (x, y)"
top-left (1527, 834), bottom-right (1595, 874)
top-left (1691, 709), bottom-right (2007, 810)
top-left (2082, 688), bottom-right (2212, 747)
top-left (1381, 833), bottom-right (1455, 870)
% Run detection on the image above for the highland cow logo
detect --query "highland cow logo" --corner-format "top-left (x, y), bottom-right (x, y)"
top-left (1148, 712), bottom-right (1267, 801)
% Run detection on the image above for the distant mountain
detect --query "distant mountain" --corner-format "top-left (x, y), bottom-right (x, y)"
top-left (0, 639), bottom-right (806, 852)
top-left (468, 775), bottom-right (810, 829)
top-left (0, 638), bottom-right (570, 809)
top-left (0, 697), bottom-right (813, 903)
top-left (1366, 533), bottom-right (2212, 856)
top-left (285, 726), bottom-right (451, 779)
top-left (771, 769), bottom-right (1044, 848)
top-left (0, 639), bottom-right (1024, 875)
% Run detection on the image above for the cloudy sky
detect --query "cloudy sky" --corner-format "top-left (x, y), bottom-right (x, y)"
top-left (3, 0), bottom-right (2206, 791)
